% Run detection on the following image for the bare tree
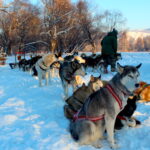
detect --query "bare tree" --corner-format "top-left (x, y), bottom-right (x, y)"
top-left (103, 10), bottom-right (126, 32)
top-left (40, 0), bottom-right (75, 53)
top-left (0, 0), bottom-right (41, 55)
top-left (0, 0), bottom-right (128, 55)
top-left (143, 36), bottom-right (150, 51)
top-left (118, 31), bottom-right (129, 51)
top-left (135, 37), bottom-right (145, 51)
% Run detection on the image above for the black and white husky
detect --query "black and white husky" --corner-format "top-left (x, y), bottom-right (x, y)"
top-left (69, 63), bottom-right (141, 149)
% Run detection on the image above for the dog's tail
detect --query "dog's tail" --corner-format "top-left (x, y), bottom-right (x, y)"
top-left (69, 121), bottom-right (79, 141)
top-left (69, 120), bottom-right (97, 143)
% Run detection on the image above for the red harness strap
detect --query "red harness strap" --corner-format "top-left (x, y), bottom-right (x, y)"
top-left (73, 84), bottom-right (123, 122)
top-left (73, 111), bottom-right (105, 122)
top-left (106, 84), bottom-right (123, 110)
top-left (117, 115), bottom-right (126, 121)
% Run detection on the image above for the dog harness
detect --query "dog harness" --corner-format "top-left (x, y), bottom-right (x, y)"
top-left (73, 109), bottom-right (105, 122)
top-left (39, 61), bottom-right (49, 71)
top-left (106, 84), bottom-right (123, 110)
top-left (117, 115), bottom-right (126, 121)
top-left (73, 84), bottom-right (123, 122)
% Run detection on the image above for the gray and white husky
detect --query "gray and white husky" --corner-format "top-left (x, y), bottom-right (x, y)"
top-left (69, 63), bottom-right (141, 149)
top-left (59, 60), bottom-right (86, 99)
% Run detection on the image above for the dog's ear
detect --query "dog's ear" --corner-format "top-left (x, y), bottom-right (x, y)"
top-left (116, 63), bottom-right (124, 74)
top-left (73, 51), bottom-right (78, 56)
top-left (98, 74), bottom-right (101, 79)
top-left (90, 75), bottom-right (95, 82)
top-left (136, 63), bottom-right (142, 69)
top-left (82, 83), bottom-right (86, 87)
top-left (54, 53), bottom-right (59, 58)
top-left (55, 52), bottom-right (62, 58)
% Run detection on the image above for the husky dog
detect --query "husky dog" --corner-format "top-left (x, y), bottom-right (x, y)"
top-left (134, 81), bottom-right (150, 102)
top-left (115, 95), bottom-right (141, 130)
top-left (81, 53), bottom-right (103, 70)
top-left (64, 54), bottom-right (85, 64)
top-left (18, 59), bottom-right (27, 71)
top-left (29, 56), bottom-right (42, 74)
top-left (35, 53), bottom-right (63, 86)
top-left (59, 60), bottom-right (86, 99)
top-left (64, 75), bottom-right (104, 120)
top-left (69, 63), bottom-right (141, 149)
top-left (98, 53), bottom-right (122, 73)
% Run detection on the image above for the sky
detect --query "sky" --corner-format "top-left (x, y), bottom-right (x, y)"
top-left (5, 0), bottom-right (150, 30)
top-left (71, 0), bottom-right (150, 30)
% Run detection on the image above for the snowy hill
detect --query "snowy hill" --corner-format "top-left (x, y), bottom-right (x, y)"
top-left (127, 30), bottom-right (150, 39)
top-left (144, 28), bottom-right (150, 33)
top-left (0, 52), bottom-right (150, 150)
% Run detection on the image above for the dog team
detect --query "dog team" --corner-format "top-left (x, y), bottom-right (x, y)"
top-left (9, 51), bottom-right (150, 149)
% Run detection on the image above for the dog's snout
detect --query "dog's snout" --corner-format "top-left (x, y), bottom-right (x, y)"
top-left (85, 73), bottom-right (87, 75)
top-left (135, 83), bottom-right (139, 88)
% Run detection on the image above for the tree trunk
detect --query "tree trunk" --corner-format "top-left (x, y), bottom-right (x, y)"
top-left (7, 41), bottom-right (12, 55)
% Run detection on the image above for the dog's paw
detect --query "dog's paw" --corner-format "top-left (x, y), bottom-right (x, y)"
top-left (110, 140), bottom-right (120, 149)
top-left (110, 143), bottom-right (120, 149)
top-left (127, 118), bottom-right (136, 127)
top-left (92, 141), bottom-right (102, 148)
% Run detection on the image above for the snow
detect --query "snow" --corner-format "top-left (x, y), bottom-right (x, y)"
top-left (0, 52), bottom-right (150, 150)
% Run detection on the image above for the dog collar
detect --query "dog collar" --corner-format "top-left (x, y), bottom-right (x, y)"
top-left (106, 84), bottom-right (123, 110)
top-left (118, 88), bottom-right (129, 97)
top-left (38, 60), bottom-right (48, 71)
top-left (39, 65), bottom-right (47, 71)
top-left (42, 61), bottom-right (48, 68)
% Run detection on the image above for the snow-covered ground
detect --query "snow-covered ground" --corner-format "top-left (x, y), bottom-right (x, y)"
top-left (0, 52), bottom-right (150, 150)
